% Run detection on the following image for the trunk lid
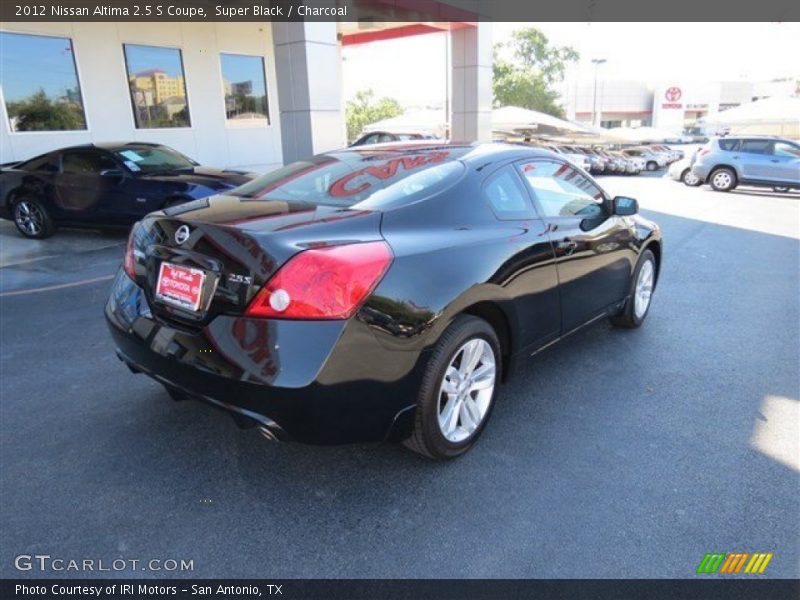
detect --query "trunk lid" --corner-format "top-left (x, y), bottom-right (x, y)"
top-left (133, 194), bottom-right (383, 327)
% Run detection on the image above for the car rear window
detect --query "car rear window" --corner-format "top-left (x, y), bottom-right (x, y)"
top-left (230, 149), bottom-right (466, 209)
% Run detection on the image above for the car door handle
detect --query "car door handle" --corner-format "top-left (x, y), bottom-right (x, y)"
top-left (770, 159), bottom-right (779, 163)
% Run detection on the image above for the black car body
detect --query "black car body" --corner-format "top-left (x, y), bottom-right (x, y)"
top-left (0, 142), bottom-right (255, 238)
top-left (106, 142), bottom-right (662, 458)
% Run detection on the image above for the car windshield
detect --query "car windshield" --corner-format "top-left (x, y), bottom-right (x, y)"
top-left (229, 148), bottom-right (467, 209)
top-left (112, 145), bottom-right (196, 174)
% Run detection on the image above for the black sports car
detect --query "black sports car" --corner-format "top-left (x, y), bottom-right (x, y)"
top-left (0, 142), bottom-right (256, 238)
top-left (106, 142), bottom-right (662, 459)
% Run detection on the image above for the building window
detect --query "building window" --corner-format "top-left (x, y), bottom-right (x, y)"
top-left (0, 32), bottom-right (87, 132)
top-left (220, 53), bottom-right (269, 123)
top-left (123, 44), bottom-right (190, 129)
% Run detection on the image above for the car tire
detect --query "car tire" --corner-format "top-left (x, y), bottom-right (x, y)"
top-left (12, 198), bottom-right (56, 239)
top-left (403, 315), bottom-right (501, 460)
top-left (646, 161), bottom-right (658, 171)
top-left (709, 167), bottom-right (737, 192)
top-left (681, 169), bottom-right (702, 186)
top-left (610, 249), bottom-right (657, 329)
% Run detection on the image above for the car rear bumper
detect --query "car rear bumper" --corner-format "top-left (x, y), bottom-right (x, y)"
top-left (691, 163), bottom-right (711, 181)
top-left (667, 162), bottom-right (683, 181)
top-left (105, 270), bottom-right (426, 444)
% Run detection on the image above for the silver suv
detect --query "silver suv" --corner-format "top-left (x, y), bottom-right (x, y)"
top-left (691, 136), bottom-right (800, 192)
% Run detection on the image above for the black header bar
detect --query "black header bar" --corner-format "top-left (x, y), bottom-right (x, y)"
top-left (1, 0), bottom-right (799, 22)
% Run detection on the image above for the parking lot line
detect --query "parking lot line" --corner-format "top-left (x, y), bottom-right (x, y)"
top-left (0, 274), bottom-right (114, 297)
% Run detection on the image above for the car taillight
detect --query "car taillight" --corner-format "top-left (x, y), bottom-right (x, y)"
top-left (245, 241), bottom-right (393, 320)
top-left (123, 224), bottom-right (138, 279)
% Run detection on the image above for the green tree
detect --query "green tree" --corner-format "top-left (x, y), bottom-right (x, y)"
top-left (493, 28), bottom-right (579, 117)
top-left (345, 89), bottom-right (402, 142)
top-left (8, 89), bottom-right (86, 131)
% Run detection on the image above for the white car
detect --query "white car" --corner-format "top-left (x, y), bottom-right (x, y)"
top-left (623, 148), bottom-right (666, 171)
top-left (667, 157), bottom-right (702, 186)
top-left (650, 145), bottom-right (682, 163)
top-left (623, 154), bottom-right (646, 174)
top-left (540, 144), bottom-right (592, 173)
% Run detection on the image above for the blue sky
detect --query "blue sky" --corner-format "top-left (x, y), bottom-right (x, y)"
top-left (220, 54), bottom-right (266, 95)
top-left (124, 44), bottom-right (185, 78)
top-left (0, 32), bottom-right (80, 102)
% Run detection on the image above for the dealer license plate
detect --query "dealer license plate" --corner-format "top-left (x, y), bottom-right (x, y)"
top-left (155, 262), bottom-right (206, 312)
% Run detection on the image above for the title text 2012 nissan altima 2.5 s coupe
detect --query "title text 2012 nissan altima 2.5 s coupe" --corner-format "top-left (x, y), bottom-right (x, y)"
top-left (106, 142), bottom-right (662, 459)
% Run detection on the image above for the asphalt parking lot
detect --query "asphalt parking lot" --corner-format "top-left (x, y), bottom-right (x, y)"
top-left (0, 174), bottom-right (798, 579)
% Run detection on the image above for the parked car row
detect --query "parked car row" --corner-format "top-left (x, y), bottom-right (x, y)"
top-left (667, 136), bottom-right (800, 193)
top-left (540, 144), bottom-right (643, 175)
top-left (350, 130), bottom-right (439, 146)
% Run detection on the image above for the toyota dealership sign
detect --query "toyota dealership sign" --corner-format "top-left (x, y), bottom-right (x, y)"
top-left (663, 86), bottom-right (683, 108)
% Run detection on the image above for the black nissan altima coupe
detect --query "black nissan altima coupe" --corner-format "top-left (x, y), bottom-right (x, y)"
top-left (106, 142), bottom-right (662, 459)
top-left (0, 142), bottom-right (255, 238)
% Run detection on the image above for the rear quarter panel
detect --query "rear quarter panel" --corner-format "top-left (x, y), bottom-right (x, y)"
top-left (362, 173), bottom-right (557, 355)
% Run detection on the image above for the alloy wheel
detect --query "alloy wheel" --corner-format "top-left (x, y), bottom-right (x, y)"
top-left (712, 171), bottom-right (733, 190)
top-left (437, 338), bottom-right (496, 443)
top-left (683, 170), bottom-right (700, 186)
top-left (14, 201), bottom-right (44, 237)
top-left (634, 259), bottom-right (655, 319)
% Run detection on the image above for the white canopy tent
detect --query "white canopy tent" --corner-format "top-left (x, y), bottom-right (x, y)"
top-left (700, 96), bottom-right (800, 139)
top-left (362, 109), bottom-right (448, 138)
top-left (491, 106), bottom-right (590, 134)
top-left (603, 126), bottom-right (683, 143)
top-left (362, 105), bottom-right (640, 144)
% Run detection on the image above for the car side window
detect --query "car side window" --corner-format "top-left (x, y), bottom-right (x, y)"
top-left (718, 139), bottom-right (740, 151)
top-left (62, 151), bottom-right (117, 175)
top-left (20, 154), bottom-right (59, 173)
top-left (482, 166), bottom-right (535, 220)
top-left (518, 160), bottom-right (606, 219)
top-left (740, 139), bottom-right (773, 155)
top-left (378, 133), bottom-right (395, 143)
top-left (773, 142), bottom-right (800, 158)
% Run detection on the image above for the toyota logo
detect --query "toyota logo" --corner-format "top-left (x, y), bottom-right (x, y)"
top-left (174, 225), bottom-right (191, 245)
top-left (665, 86), bottom-right (682, 102)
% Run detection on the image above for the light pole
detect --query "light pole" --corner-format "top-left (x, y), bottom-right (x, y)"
top-left (591, 58), bottom-right (607, 127)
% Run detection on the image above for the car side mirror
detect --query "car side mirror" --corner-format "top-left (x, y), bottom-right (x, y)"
top-left (100, 169), bottom-right (124, 178)
top-left (613, 196), bottom-right (638, 216)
